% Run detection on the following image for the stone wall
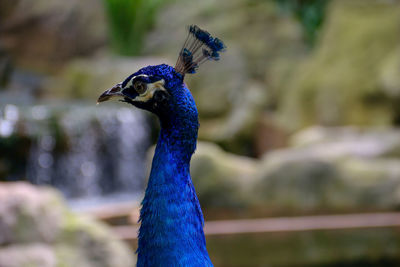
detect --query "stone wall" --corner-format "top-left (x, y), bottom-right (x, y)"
top-left (0, 182), bottom-right (135, 267)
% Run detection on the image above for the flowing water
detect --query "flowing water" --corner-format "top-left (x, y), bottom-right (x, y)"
top-left (0, 103), bottom-right (150, 205)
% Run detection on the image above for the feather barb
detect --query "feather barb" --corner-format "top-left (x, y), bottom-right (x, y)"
top-left (175, 25), bottom-right (226, 76)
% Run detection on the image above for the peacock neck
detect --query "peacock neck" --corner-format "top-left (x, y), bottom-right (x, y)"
top-left (137, 90), bottom-right (212, 266)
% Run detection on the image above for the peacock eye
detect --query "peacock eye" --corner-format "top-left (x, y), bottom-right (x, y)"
top-left (134, 81), bottom-right (147, 94)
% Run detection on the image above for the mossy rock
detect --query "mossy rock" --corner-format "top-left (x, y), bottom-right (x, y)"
top-left (280, 0), bottom-right (400, 130)
top-left (0, 0), bottom-right (107, 72)
top-left (0, 182), bottom-right (135, 267)
top-left (191, 142), bottom-right (259, 209)
top-left (253, 126), bottom-right (400, 212)
top-left (198, 82), bottom-right (268, 156)
top-left (253, 156), bottom-right (346, 211)
top-left (56, 213), bottom-right (134, 267)
top-left (0, 182), bottom-right (65, 245)
top-left (337, 158), bottom-right (400, 209)
top-left (291, 126), bottom-right (400, 158)
top-left (0, 244), bottom-right (56, 267)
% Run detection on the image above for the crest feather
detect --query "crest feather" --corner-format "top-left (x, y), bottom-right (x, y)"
top-left (175, 25), bottom-right (226, 76)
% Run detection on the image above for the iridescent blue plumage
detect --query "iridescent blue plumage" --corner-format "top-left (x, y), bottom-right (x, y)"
top-left (133, 64), bottom-right (212, 266)
top-left (97, 25), bottom-right (225, 267)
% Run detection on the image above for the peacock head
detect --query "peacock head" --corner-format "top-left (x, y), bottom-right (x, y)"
top-left (97, 25), bottom-right (225, 117)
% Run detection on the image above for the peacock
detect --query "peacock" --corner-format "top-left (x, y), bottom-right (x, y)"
top-left (97, 25), bottom-right (225, 267)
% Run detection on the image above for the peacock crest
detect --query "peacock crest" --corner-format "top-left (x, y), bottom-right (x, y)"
top-left (175, 25), bottom-right (226, 76)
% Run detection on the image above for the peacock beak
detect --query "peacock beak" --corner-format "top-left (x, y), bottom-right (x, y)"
top-left (97, 83), bottom-right (123, 103)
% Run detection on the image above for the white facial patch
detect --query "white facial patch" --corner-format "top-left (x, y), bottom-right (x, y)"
top-left (124, 74), bottom-right (149, 89)
top-left (134, 79), bottom-right (166, 103)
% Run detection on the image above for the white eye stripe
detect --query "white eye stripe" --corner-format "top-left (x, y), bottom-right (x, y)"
top-left (124, 74), bottom-right (149, 89)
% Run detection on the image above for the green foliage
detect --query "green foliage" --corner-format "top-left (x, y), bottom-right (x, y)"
top-left (0, 135), bottom-right (32, 181)
top-left (103, 0), bottom-right (165, 56)
top-left (275, 0), bottom-right (330, 44)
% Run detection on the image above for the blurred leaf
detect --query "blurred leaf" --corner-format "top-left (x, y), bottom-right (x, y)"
top-left (275, 0), bottom-right (329, 45)
top-left (102, 0), bottom-right (165, 56)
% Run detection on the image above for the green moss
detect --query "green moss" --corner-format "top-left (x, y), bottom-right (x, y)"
top-left (58, 211), bottom-right (111, 245)
top-left (12, 211), bottom-right (38, 243)
top-left (254, 159), bottom-right (346, 211)
top-left (57, 212), bottom-right (132, 267)
top-left (207, 228), bottom-right (400, 267)
top-left (191, 143), bottom-right (252, 209)
top-left (280, 0), bottom-right (400, 130)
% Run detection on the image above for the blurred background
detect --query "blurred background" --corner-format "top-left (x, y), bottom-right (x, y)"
top-left (1, 0), bottom-right (400, 266)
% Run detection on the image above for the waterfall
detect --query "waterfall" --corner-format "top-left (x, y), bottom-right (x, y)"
top-left (0, 103), bottom-right (150, 203)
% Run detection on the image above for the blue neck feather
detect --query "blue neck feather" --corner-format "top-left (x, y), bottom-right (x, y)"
top-left (137, 82), bottom-right (213, 267)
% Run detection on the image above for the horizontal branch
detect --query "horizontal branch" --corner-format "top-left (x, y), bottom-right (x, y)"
top-left (111, 212), bottom-right (400, 240)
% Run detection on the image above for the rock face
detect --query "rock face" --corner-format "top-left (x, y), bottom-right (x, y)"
top-left (187, 127), bottom-right (400, 214)
top-left (191, 142), bottom-right (259, 209)
top-left (0, 0), bottom-right (107, 71)
top-left (0, 182), bottom-right (135, 267)
top-left (253, 126), bottom-right (400, 213)
top-left (280, 0), bottom-right (400, 130)
top-left (254, 157), bottom-right (343, 211)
